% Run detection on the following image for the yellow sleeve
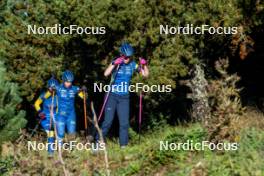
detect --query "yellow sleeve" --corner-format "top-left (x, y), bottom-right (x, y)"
top-left (34, 98), bottom-right (43, 112)
top-left (34, 91), bottom-right (52, 112)
top-left (43, 91), bottom-right (52, 99)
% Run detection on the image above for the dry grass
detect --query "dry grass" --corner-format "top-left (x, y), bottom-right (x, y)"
top-left (234, 106), bottom-right (264, 130)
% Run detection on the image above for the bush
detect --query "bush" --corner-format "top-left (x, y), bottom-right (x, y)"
top-left (185, 58), bottom-right (245, 143)
top-left (206, 58), bottom-right (245, 143)
top-left (0, 61), bottom-right (26, 146)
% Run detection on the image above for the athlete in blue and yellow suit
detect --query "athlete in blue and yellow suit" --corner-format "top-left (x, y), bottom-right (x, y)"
top-left (53, 70), bottom-right (87, 146)
top-left (34, 78), bottom-right (59, 155)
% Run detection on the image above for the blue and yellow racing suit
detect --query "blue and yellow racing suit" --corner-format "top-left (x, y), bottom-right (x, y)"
top-left (34, 91), bottom-right (58, 154)
top-left (34, 91), bottom-right (58, 131)
top-left (54, 84), bottom-right (85, 145)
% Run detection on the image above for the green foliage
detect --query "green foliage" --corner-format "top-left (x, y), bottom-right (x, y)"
top-left (0, 156), bottom-right (14, 175)
top-left (0, 0), bottom-right (264, 175)
top-left (204, 127), bottom-right (264, 176)
top-left (0, 0), bottom-right (66, 101)
top-left (1, 0), bottom-right (263, 122)
top-left (0, 61), bottom-right (26, 145)
top-left (1, 121), bottom-right (264, 175)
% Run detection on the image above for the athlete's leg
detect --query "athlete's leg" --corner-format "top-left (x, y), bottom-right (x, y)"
top-left (116, 95), bottom-right (130, 146)
top-left (40, 114), bottom-right (55, 155)
top-left (40, 117), bottom-right (50, 132)
top-left (95, 93), bottom-right (117, 141)
top-left (56, 111), bottom-right (66, 147)
top-left (66, 110), bottom-right (76, 140)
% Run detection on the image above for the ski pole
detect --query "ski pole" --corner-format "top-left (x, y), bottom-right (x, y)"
top-left (139, 91), bottom-right (143, 144)
top-left (49, 91), bottom-right (65, 164)
top-left (49, 91), bottom-right (55, 131)
top-left (29, 118), bottom-right (42, 138)
top-left (16, 119), bottom-right (42, 144)
top-left (49, 91), bottom-right (57, 137)
top-left (98, 64), bottom-right (121, 122)
top-left (48, 91), bottom-right (55, 156)
top-left (49, 90), bottom-right (59, 137)
top-left (28, 104), bottom-right (44, 139)
top-left (18, 105), bottom-right (43, 143)
top-left (138, 64), bottom-right (144, 144)
top-left (83, 88), bottom-right (88, 138)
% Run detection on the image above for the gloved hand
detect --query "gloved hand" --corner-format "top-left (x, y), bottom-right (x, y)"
top-left (80, 86), bottom-right (88, 99)
top-left (139, 57), bottom-right (147, 65)
top-left (38, 112), bottom-right (46, 120)
top-left (48, 87), bottom-right (56, 93)
top-left (112, 56), bottom-right (124, 65)
top-left (81, 85), bottom-right (87, 92)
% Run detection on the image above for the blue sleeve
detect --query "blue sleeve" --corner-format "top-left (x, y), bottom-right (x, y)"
top-left (39, 92), bottom-right (45, 100)
top-left (74, 86), bottom-right (80, 94)
top-left (55, 84), bottom-right (60, 91)
top-left (131, 61), bottom-right (138, 73)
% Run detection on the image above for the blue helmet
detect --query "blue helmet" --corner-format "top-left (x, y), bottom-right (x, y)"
top-left (47, 78), bottom-right (58, 89)
top-left (62, 70), bottom-right (74, 82)
top-left (119, 42), bottom-right (134, 57)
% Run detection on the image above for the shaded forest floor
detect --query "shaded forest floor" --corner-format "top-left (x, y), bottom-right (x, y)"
top-left (1, 108), bottom-right (264, 176)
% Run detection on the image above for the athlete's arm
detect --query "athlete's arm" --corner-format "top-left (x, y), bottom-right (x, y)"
top-left (141, 65), bottom-right (149, 78)
top-left (104, 64), bottom-right (116, 77)
top-left (34, 97), bottom-right (43, 112)
top-left (104, 56), bottom-right (124, 77)
top-left (138, 57), bottom-right (149, 78)
top-left (34, 91), bottom-right (52, 112)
